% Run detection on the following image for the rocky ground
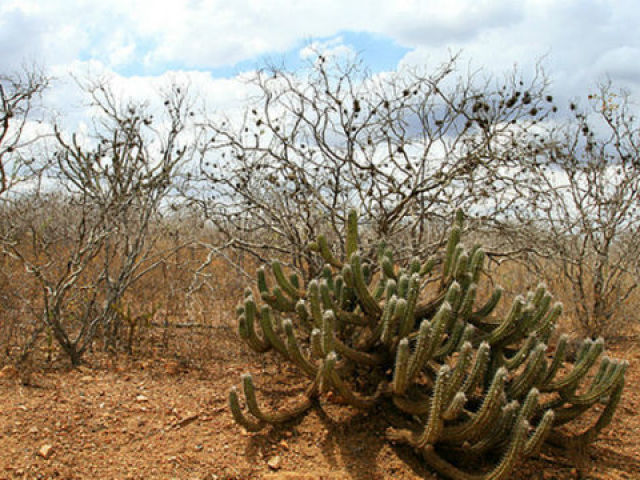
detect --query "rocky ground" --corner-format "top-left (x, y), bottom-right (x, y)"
top-left (0, 325), bottom-right (638, 480)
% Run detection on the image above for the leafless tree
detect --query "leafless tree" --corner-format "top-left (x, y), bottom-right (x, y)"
top-left (0, 65), bottom-right (49, 196)
top-left (490, 83), bottom-right (640, 337)
top-left (1, 79), bottom-right (195, 365)
top-left (195, 52), bottom-right (556, 280)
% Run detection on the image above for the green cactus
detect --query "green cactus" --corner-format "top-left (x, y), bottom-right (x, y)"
top-left (229, 210), bottom-right (627, 479)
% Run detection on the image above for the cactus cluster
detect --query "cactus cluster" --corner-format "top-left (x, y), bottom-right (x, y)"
top-left (229, 210), bottom-right (627, 480)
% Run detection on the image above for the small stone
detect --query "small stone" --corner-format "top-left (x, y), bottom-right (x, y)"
top-left (267, 455), bottom-right (282, 470)
top-left (136, 395), bottom-right (148, 402)
top-left (38, 444), bottom-right (54, 459)
top-left (80, 375), bottom-right (93, 382)
top-left (279, 440), bottom-right (289, 450)
top-left (29, 426), bottom-right (39, 434)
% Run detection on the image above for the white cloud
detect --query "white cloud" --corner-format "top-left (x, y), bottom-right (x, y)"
top-left (1, 0), bottom-right (638, 115)
top-left (299, 37), bottom-right (356, 61)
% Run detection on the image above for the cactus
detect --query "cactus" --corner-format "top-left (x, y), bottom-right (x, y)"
top-left (229, 210), bottom-right (627, 479)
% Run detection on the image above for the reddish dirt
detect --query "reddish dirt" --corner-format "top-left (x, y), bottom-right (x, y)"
top-left (0, 326), bottom-right (638, 480)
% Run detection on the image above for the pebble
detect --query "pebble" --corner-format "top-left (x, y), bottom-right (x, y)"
top-left (38, 444), bottom-right (54, 459)
top-left (267, 455), bottom-right (282, 470)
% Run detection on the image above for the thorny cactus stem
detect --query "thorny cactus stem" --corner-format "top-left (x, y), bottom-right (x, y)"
top-left (229, 209), bottom-right (627, 480)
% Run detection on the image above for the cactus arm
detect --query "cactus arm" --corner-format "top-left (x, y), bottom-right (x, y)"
top-left (442, 225), bottom-right (461, 280)
top-left (271, 260), bottom-right (304, 299)
top-left (459, 283), bottom-right (477, 321)
top-left (550, 403), bottom-right (591, 425)
top-left (499, 305), bottom-right (535, 345)
top-left (257, 266), bottom-right (269, 295)
top-left (442, 368), bottom-right (508, 444)
top-left (345, 208), bottom-right (359, 260)
top-left (534, 302), bottom-right (562, 343)
top-left (229, 386), bottom-right (266, 432)
top-left (419, 256), bottom-right (437, 277)
top-left (334, 275), bottom-right (345, 305)
top-left (406, 319), bottom-right (434, 382)
top-left (453, 252), bottom-right (469, 284)
top-left (320, 264), bottom-right (334, 291)
top-left (387, 299), bottom-right (407, 348)
top-left (488, 296), bottom-right (525, 344)
top-left (380, 256), bottom-right (398, 281)
top-left (307, 280), bottom-right (324, 328)
top-left (469, 248), bottom-right (485, 283)
top-left (398, 274), bottom-right (421, 339)
top-left (359, 283), bottom-right (398, 348)
top-left (573, 379), bottom-right (625, 446)
top-left (462, 341), bottom-right (491, 396)
top-left (435, 319), bottom-right (465, 359)
top-left (321, 311), bottom-right (335, 356)
top-left (258, 306), bottom-right (288, 356)
top-left (523, 410), bottom-right (555, 457)
top-left (283, 319), bottom-right (318, 377)
top-left (502, 334), bottom-right (538, 371)
top-left (409, 302), bottom-right (452, 374)
top-left (319, 279), bottom-right (335, 311)
top-left (397, 274), bottom-right (410, 298)
top-left (444, 281), bottom-right (462, 315)
top-left (240, 297), bottom-right (271, 352)
top-left (543, 338), bottom-right (604, 392)
top-left (590, 356), bottom-right (613, 386)
top-left (239, 314), bottom-right (272, 353)
top-left (527, 293), bottom-right (552, 332)
top-left (508, 343), bottom-right (547, 400)
top-left (380, 296), bottom-right (399, 346)
top-left (271, 286), bottom-right (296, 312)
top-left (315, 234), bottom-right (342, 268)
top-left (350, 253), bottom-right (382, 317)
top-left (415, 365), bottom-right (450, 447)
top-left (511, 388), bottom-right (540, 434)
top-left (560, 360), bottom-right (627, 406)
top-left (540, 335), bottom-right (568, 386)
top-left (442, 392), bottom-right (467, 421)
top-left (310, 328), bottom-right (324, 359)
top-left (294, 300), bottom-right (313, 333)
top-left (241, 373), bottom-right (316, 424)
top-left (392, 338), bottom-right (411, 395)
top-left (444, 342), bottom-right (473, 404)
top-left (408, 257), bottom-right (421, 274)
top-left (387, 366), bottom-right (452, 448)
top-left (470, 287), bottom-right (503, 323)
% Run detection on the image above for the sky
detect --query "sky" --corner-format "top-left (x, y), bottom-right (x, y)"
top-left (1, 0), bottom-right (639, 118)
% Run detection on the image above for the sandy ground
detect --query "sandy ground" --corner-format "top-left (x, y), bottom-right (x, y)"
top-left (0, 327), bottom-right (638, 480)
